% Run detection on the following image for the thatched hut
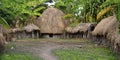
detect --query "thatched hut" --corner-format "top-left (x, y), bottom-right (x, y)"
top-left (0, 33), bottom-right (5, 54)
top-left (24, 24), bottom-right (40, 38)
top-left (0, 25), bottom-right (11, 42)
top-left (65, 27), bottom-right (79, 38)
top-left (77, 23), bottom-right (92, 38)
top-left (91, 16), bottom-right (117, 44)
top-left (8, 24), bottom-right (40, 40)
top-left (0, 25), bottom-right (7, 34)
top-left (114, 35), bottom-right (120, 54)
top-left (106, 30), bottom-right (120, 54)
top-left (92, 16), bottom-right (117, 36)
top-left (38, 7), bottom-right (66, 38)
top-left (65, 27), bottom-right (74, 33)
top-left (65, 23), bottom-right (94, 38)
top-left (9, 28), bottom-right (24, 41)
top-left (91, 16), bottom-right (120, 54)
top-left (65, 27), bottom-right (79, 34)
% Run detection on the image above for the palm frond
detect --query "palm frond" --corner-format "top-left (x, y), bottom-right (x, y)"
top-left (33, 7), bottom-right (46, 13)
top-left (33, 13), bottom-right (42, 17)
top-left (0, 16), bottom-right (10, 29)
top-left (100, 0), bottom-right (113, 8)
top-left (97, 6), bottom-right (112, 20)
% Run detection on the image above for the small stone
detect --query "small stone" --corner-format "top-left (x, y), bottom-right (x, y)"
top-left (76, 45), bottom-right (82, 48)
top-left (11, 46), bottom-right (14, 50)
top-left (95, 44), bottom-right (98, 47)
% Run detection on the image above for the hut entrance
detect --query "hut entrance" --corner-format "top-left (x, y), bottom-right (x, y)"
top-left (42, 34), bottom-right (62, 38)
top-left (49, 34), bottom-right (53, 38)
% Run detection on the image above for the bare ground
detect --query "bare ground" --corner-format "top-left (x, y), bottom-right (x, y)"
top-left (5, 38), bottom-right (95, 60)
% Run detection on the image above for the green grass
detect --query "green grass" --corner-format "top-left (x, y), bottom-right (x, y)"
top-left (53, 47), bottom-right (116, 60)
top-left (1, 53), bottom-right (43, 60)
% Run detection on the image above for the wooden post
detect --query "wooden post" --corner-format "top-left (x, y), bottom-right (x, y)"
top-left (37, 31), bottom-right (39, 38)
top-left (32, 31), bottom-right (34, 38)
top-left (23, 31), bottom-right (26, 38)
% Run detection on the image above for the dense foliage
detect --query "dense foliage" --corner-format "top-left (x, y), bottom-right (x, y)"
top-left (0, 0), bottom-right (120, 28)
top-left (0, 0), bottom-right (47, 28)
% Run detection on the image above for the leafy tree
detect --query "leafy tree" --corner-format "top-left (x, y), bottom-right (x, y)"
top-left (21, 0), bottom-right (46, 25)
top-left (0, 0), bottom-right (47, 27)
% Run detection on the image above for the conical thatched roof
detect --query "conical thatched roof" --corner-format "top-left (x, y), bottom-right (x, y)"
top-left (65, 23), bottom-right (92, 33)
top-left (38, 7), bottom-right (66, 34)
top-left (24, 24), bottom-right (40, 32)
top-left (92, 16), bottom-right (118, 36)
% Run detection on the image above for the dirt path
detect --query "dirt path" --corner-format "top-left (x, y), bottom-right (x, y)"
top-left (5, 38), bottom-right (89, 60)
top-left (40, 43), bottom-right (60, 60)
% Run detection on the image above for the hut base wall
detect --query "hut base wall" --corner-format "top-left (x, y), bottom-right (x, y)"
top-left (63, 32), bottom-right (90, 39)
top-left (41, 34), bottom-right (62, 38)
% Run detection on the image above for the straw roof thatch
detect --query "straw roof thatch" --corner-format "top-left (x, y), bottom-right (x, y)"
top-left (9, 28), bottom-right (23, 33)
top-left (65, 23), bottom-right (92, 33)
top-left (65, 27), bottom-right (79, 33)
top-left (77, 23), bottom-right (91, 32)
top-left (24, 24), bottom-right (40, 32)
top-left (0, 25), bottom-right (8, 34)
top-left (0, 33), bottom-right (5, 51)
top-left (92, 16), bottom-right (118, 36)
top-left (38, 7), bottom-right (66, 34)
top-left (65, 27), bottom-right (73, 33)
top-left (114, 34), bottom-right (120, 47)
